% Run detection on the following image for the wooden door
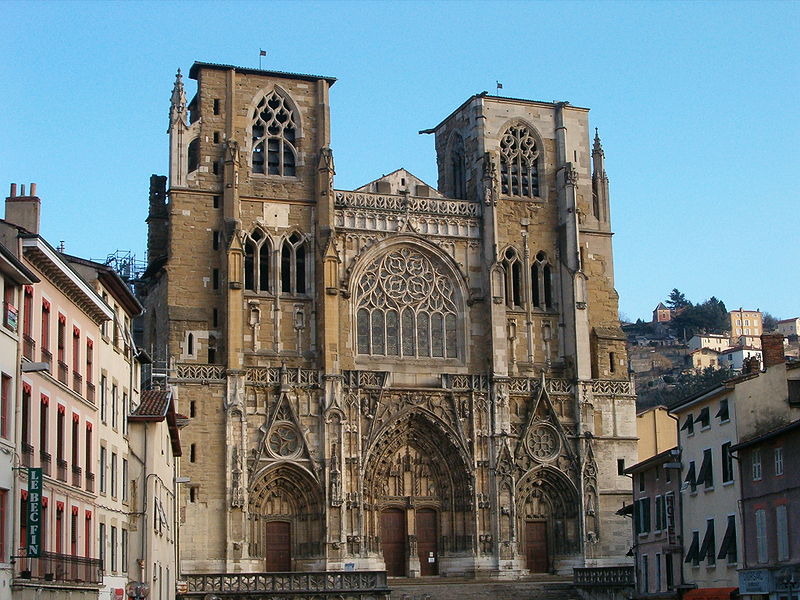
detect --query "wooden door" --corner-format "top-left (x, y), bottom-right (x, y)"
top-left (264, 521), bottom-right (291, 572)
top-left (416, 509), bottom-right (438, 576)
top-left (525, 521), bottom-right (548, 573)
top-left (381, 509), bottom-right (406, 577)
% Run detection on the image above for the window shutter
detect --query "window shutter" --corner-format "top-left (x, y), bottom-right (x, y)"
top-left (776, 505), bottom-right (789, 561)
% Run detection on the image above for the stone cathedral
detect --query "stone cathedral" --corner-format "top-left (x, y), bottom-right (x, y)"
top-left (139, 61), bottom-right (636, 578)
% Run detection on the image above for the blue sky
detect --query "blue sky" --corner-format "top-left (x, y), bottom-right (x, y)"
top-left (1, 0), bottom-right (798, 321)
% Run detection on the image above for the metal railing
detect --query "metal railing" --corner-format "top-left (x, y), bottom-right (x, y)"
top-left (57, 458), bottom-right (67, 482)
top-left (72, 372), bottom-right (82, 395)
top-left (180, 571), bottom-right (390, 598)
top-left (23, 335), bottom-right (35, 360)
top-left (86, 382), bottom-right (95, 403)
top-left (21, 443), bottom-right (33, 467)
top-left (57, 361), bottom-right (69, 385)
top-left (41, 348), bottom-right (52, 372)
top-left (72, 464), bottom-right (82, 487)
top-left (573, 566), bottom-right (636, 587)
top-left (15, 548), bottom-right (103, 584)
top-left (85, 472), bottom-right (95, 493)
top-left (40, 451), bottom-right (51, 476)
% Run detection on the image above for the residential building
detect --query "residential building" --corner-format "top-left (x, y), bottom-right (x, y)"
top-left (0, 240), bottom-right (38, 595)
top-left (66, 255), bottom-right (144, 600)
top-left (127, 388), bottom-right (184, 600)
top-left (688, 334), bottom-right (731, 353)
top-left (654, 303), bottom-right (673, 324)
top-left (137, 62), bottom-right (637, 577)
top-left (733, 415), bottom-right (800, 600)
top-left (775, 318), bottom-right (800, 339)
top-left (669, 334), bottom-right (797, 599)
top-left (2, 184), bottom-right (111, 598)
top-left (736, 336), bottom-right (762, 350)
top-left (636, 406), bottom-right (678, 462)
top-left (626, 447), bottom-right (683, 598)
top-left (690, 348), bottom-right (721, 372)
top-left (730, 309), bottom-right (763, 340)
top-left (718, 346), bottom-right (762, 372)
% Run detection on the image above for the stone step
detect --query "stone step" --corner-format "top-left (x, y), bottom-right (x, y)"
top-left (388, 578), bottom-right (581, 600)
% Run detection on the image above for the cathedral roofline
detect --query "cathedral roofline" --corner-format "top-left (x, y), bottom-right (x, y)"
top-left (424, 93), bottom-right (589, 134)
top-left (189, 61), bottom-right (337, 86)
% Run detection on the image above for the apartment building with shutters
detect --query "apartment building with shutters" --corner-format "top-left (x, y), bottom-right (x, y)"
top-left (1, 184), bottom-right (111, 598)
top-left (0, 240), bottom-right (38, 595)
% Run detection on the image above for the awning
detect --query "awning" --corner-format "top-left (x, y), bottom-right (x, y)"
top-left (683, 587), bottom-right (738, 600)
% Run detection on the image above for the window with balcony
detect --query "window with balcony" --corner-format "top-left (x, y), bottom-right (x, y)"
top-left (21, 384), bottom-right (32, 465)
top-left (36, 395), bottom-right (48, 476)
top-left (57, 314), bottom-right (67, 384)
top-left (22, 286), bottom-right (34, 359)
top-left (72, 327), bottom-right (81, 395)
top-left (0, 373), bottom-right (9, 439)
top-left (2, 279), bottom-right (18, 331)
top-left (40, 300), bottom-right (50, 366)
top-left (56, 406), bottom-right (66, 481)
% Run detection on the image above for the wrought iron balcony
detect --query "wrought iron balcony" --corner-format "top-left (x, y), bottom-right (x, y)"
top-left (41, 348), bottom-right (52, 372)
top-left (15, 548), bottom-right (103, 585)
top-left (71, 464), bottom-right (82, 487)
top-left (86, 382), bottom-right (95, 403)
top-left (57, 458), bottom-right (67, 482)
top-left (39, 450), bottom-right (51, 476)
top-left (179, 571), bottom-right (390, 599)
top-left (57, 361), bottom-right (68, 385)
top-left (573, 566), bottom-right (636, 587)
top-left (85, 471), bottom-right (95, 493)
top-left (72, 372), bottom-right (82, 395)
top-left (23, 335), bottom-right (35, 360)
top-left (21, 443), bottom-right (33, 467)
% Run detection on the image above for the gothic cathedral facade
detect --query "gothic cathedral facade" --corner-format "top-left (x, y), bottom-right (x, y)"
top-left (139, 62), bottom-right (636, 577)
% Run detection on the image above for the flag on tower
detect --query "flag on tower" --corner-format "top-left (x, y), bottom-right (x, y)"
top-left (496, 81), bottom-right (503, 91)
top-left (260, 50), bottom-right (267, 56)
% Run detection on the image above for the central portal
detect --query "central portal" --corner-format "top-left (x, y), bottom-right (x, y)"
top-left (525, 521), bottom-right (548, 573)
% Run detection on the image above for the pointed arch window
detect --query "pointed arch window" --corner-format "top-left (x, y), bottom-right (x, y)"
top-left (501, 247), bottom-right (522, 308)
top-left (244, 228), bottom-right (272, 293)
top-left (355, 247), bottom-right (459, 359)
top-left (251, 91), bottom-right (297, 177)
top-left (531, 251), bottom-right (553, 309)
top-left (187, 138), bottom-right (200, 173)
top-left (450, 134), bottom-right (467, 200)
top-left (500, 125), bottom-right (540, 197)
top-left (280, 232), bottom-right (306, 295)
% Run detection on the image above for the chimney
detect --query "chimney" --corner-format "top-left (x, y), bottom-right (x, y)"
top-left (5, 182), bottom-right (41, 234)
top-left (743, 355), bottom-right (761, 374)
top-left (761, 333), bottom-right (785, 368)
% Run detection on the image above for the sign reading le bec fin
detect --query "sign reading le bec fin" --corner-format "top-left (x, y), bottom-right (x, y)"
top-left (27, 468), bottom-right (43, 558)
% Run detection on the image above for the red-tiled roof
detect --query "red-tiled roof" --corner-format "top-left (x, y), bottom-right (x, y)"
top-left (133, 390), bottom-right (171, 418)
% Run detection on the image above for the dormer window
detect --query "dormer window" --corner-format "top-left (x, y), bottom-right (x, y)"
top-left (251, 91), bottom-right (297, 177)
top-left (500, 125), bottom-right (540, 197)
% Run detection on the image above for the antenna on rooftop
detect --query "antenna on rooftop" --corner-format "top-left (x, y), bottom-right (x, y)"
top-left (259, 49), bottom-right (267, 69)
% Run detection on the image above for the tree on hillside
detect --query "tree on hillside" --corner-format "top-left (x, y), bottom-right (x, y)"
top-left (668, 296), bottom-right (729, 339)
top-left (763, 312), bottom-right (780, 331)
top-left (667, 288), bottom-right (691, 311)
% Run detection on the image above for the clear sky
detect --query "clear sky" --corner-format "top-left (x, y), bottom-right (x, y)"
top-left (2, 0), bottom-right (798, 322)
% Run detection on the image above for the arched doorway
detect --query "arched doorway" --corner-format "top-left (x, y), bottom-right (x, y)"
top-left (248, 464), bottom-right (324, 571)
top-left (517, 467), bottom-right (580, 573)
top-left (364, 410), bottom-right (472, 577)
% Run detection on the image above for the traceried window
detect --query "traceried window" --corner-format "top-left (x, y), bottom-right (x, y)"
top-left (251, 91), bottom-right (297, 177)
top-left (280, 232), bottom-right (306, 294)
top-left (500, 124), bottom-right (540, 197)
top-left (531, 251), bottom-right (553, 309)
top-left (244, 228), bottom-right (271, 293)
top-left (501, 247), bottom-right (522, 308)
top-left (355, 247), bottom-right (459, 359)
top-left (450, 133), bottom-right (466, 199)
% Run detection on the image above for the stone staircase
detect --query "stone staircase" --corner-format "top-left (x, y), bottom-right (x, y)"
top-left (389, 576), bottom-right (582, 600)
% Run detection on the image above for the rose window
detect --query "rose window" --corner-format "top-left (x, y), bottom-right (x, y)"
top-left (526, 423), bottom-right (559, 461)
top-left (268, 423), bottom-right (300, 458)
